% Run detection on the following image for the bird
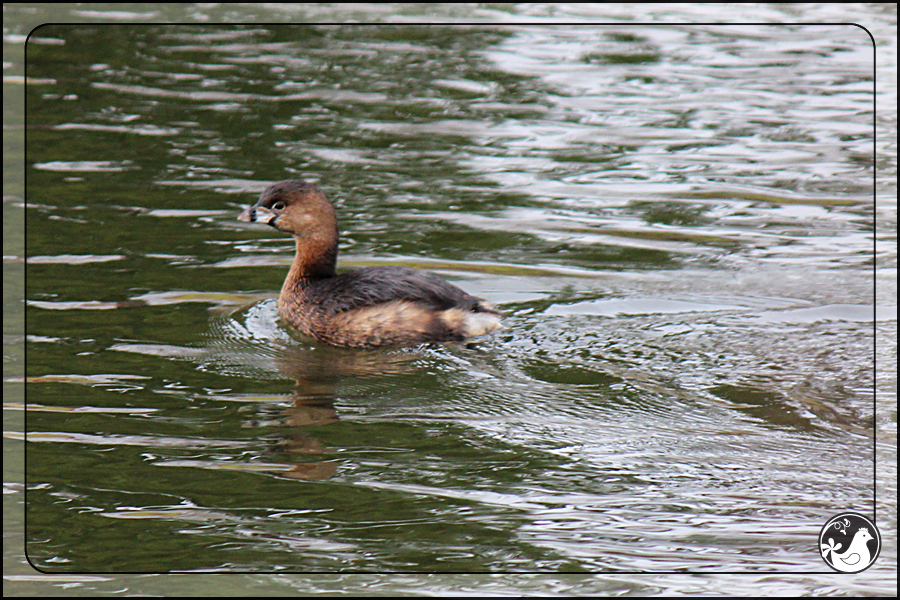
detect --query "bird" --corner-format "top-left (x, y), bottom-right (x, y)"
top-left (824, 527), bottom-right (874, 572)
top-left (238, 179), bottom-right (503, 348)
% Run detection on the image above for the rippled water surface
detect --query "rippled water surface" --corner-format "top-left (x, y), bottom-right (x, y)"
top-left (7, 3), bottom-right (897, 596)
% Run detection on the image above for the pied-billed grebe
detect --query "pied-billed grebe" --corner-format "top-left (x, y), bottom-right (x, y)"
top-left (238, 179), bottom-right (503, 348)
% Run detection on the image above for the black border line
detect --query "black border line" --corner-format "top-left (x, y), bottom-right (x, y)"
top-left (21, 20), bottom-right (879, 577)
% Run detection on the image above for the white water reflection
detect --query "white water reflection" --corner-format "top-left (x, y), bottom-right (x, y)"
top-left (13, 2), bottom-right (895, 596)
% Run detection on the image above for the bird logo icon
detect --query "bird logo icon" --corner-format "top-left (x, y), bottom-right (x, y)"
top-left (820, 514), bottom-right (881, 573)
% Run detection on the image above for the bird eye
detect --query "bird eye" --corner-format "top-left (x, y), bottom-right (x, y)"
top-left (272, 201), bottom-right (285, 211)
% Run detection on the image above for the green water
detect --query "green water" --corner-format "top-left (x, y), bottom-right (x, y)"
top-left (6, 5), bottom-right (896, 596)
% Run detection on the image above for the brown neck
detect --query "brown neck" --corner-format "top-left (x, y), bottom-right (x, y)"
top-left (281, 230), bottom-right (338, 296)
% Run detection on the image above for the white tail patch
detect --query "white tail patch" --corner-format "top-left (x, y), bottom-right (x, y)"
top-left (462, 311), bottom-right (503, 337)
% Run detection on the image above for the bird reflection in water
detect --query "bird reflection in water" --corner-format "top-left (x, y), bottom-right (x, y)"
top-left (253, 341), bottom-right (420, 481)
